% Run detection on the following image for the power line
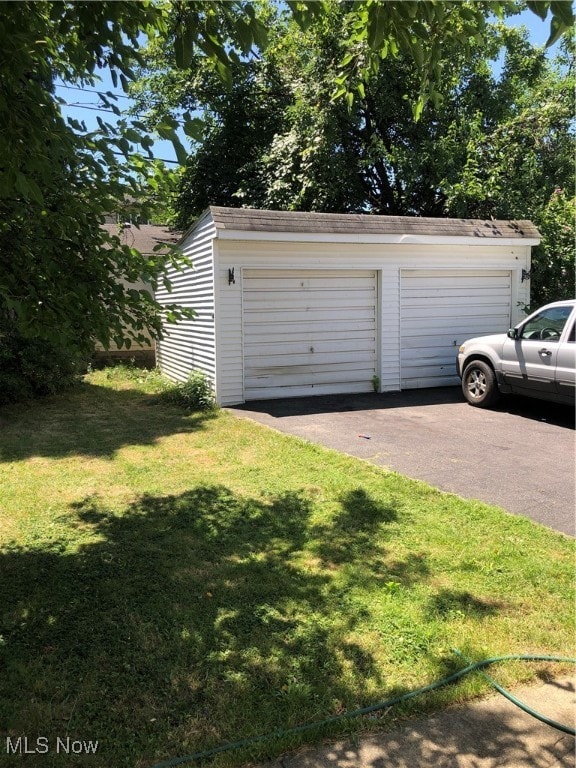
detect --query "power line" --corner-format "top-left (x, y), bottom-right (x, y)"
top-left (55, 82), bottom-right (132, 100)
top-left (59, 104), bottom-right (183, 164)
top-left (57, 99), bottom-right (185, 165)
top-left (60, 100), bottom-right (145, 118)
top-left (65, 102), bottom-right (121, 113)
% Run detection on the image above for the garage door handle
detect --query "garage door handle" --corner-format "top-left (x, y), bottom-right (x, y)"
top-left (539, 348), bottom-right (552, 357)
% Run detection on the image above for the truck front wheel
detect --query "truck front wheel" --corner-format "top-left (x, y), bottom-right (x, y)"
top-left (462, 360), bottom-right (500, 408)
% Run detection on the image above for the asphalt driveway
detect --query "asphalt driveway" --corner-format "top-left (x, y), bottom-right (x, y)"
top-left (229, 388), bottom-right (575, 536)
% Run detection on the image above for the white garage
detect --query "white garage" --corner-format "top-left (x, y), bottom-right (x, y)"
top-left (155, 207), bottom-right (540, 405)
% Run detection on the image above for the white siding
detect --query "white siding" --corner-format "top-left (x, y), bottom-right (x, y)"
top-left (400, 270), bottom-right (513, 388)
top-left (156, 212), bottom-right (217, 387)
top-left (215, 240), bottom-right (530, 403)
top-left (158, 220), bottom-right (533, 406)
top-left (214, 240), bottom-right (244, 406)
top-left (242, 269), bottom-right (377, 400)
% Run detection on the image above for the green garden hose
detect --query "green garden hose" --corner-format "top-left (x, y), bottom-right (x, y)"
top-left (152, 652), bottom-right (575, 768)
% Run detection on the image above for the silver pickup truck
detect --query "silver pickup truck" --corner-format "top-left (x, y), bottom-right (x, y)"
top-left (457, 300), bottom-right (576, 407)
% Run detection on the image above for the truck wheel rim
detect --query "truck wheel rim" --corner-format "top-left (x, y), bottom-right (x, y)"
top-left (467, 370), bottom-right (486, 398)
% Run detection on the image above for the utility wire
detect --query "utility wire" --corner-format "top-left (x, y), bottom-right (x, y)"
top-left (55, 83), bottom-right (132, 100)
top-left (59, 101), bottom-right (185, 164)
top-left (60, 100), bottom-right (145, 118)
top-left (110, 151), bottom-right (181, 166)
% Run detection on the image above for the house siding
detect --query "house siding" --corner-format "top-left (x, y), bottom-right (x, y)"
top-left (156, 212), bottom-right (217, 386)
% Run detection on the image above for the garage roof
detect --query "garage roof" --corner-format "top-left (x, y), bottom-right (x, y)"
top-left (208, 206), bottom-right (540, 241)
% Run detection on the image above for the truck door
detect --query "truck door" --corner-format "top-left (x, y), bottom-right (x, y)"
top-left (555, 318), bottom-right (576, 400)
top-left (501, 305), bottom-right (573, 397)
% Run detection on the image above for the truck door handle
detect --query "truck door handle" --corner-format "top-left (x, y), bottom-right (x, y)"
top-left (538, 348), bottom-right (552, 357)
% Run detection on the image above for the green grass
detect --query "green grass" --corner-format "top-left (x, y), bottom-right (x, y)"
top-left (0, 367), bottom-right (574, 767)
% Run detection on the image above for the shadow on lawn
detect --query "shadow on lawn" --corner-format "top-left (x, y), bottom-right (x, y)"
top-left (0, 381), bottom-right (215, 462)
top-left (0, 485), bottom-right (400, 767)
top-left (0, 484), bottom-right (504, 768)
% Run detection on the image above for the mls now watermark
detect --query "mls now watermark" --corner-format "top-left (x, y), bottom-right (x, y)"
top-left (5, 736), bottom-right (99, 755)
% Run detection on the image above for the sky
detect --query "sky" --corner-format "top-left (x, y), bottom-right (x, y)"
top-left (55, 7), bottom-right (562, 168)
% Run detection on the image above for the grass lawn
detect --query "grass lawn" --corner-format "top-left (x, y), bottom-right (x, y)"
top-left (0, 367), bottom-right (573, 767)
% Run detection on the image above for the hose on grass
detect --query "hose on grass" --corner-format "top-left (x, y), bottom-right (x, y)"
top-left (152, 652), bottom-right (575, 768)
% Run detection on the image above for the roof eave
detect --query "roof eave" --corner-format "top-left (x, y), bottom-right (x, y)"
top-left (216, 229), bottom-right (541, 246)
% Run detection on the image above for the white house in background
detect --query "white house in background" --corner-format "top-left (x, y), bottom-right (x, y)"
top-left (94, 220), bottom-right (180, 365)
top-left (155, 206), bottom-right (540, 405)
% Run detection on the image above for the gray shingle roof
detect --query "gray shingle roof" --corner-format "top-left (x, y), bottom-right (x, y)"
top-left (209, 206), bottom-right (540, 240)
top-left (102, 222), bottom-right (180, 253)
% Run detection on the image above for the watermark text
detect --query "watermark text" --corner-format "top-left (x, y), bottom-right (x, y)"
top-left (5, 736), bottom-right (99, 756)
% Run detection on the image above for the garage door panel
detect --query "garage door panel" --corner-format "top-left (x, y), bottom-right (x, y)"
top-left (244, 278), bottom-right (376, 292)
top-left (401, 315), bottom-right (511, 334)
top-left (243, 268), bottom-right (374, 286)
top-left (245, 338), bottom-right (376, 356)
top-left (243, 292), bottom-right (376, 311)
top-left (401, 270), bottom-right (512, 389)
top-left (245, 364), bottom-right (375, 389)
top-left (244, 322), bottom-right (375, 343)
top-left (404, 286), bottom-right (511, 300)
top-left (402, 293), bottom-right (511, 310)
top-left (402, 270), bottom-right (510, 284)
top-left (245, 349), bottom-right (375, 368)
top-left (244, 307), bottom-right (376, 325)
top-left (402, 347), bottom-right (458, 370)
top-left (243, 269), bottom-right (377, 400)
top-left (245, 322), bottom-right (376, 342)
top-left (402, 335), bottom-right (460, 360)
top-left (247, 381), bottom-right (374, 400)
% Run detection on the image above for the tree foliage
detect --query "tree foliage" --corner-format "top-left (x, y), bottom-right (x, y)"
top-left (133, 3), bottom-right (574, 304)
top-left (0, 1), bottom-right (192, 363)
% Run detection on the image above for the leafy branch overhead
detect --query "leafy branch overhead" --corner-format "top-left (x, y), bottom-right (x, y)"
top-left (135, 3), bottom-right (574, 307)
top-left (168, 1), bottom-right (574, 119)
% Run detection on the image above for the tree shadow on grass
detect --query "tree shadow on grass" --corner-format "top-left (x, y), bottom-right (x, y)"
top-left (425, 589), bottom-right (504, 621)
top-left (0, 484), bottom-right (412, 768)
top-left (311, 488), bottom-right (398, 567)
top-left (0, 382), bottom-right (215, 462)
top-left (0, 483), bottom-right (512, 768)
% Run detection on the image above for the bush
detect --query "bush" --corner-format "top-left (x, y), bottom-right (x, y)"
top-left (0, 310), bottom-right (88, 405)
top-left (162, 370), bottom-right (217, 412)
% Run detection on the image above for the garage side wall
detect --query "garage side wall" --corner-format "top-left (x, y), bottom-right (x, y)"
top-left (156, 214), bottom-right (217, 386)
top-left (215, 239), bottom-right (531, 405)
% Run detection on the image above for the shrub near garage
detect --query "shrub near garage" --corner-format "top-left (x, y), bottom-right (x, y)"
top-left (161, 370), bottom-right (217, 411)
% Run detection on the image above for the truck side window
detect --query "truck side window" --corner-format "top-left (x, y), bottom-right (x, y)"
top-left (520, 306), bottom-right (572, 341)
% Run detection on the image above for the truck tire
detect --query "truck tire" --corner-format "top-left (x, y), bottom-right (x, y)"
top-left (462, 360), bottom-right (500, 408)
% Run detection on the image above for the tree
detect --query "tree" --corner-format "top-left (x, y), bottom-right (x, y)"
top-left (0, 2), bottom-right (187, 358)
top-left (134, 5), bottom-right (574, 303)
top-left (441, 33), bottom-right (575, 304)
top-left (0, 1), bottom-right (293, 389)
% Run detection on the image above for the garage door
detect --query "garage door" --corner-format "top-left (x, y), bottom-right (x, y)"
top-left (401, 270), bottom-right (512, 388)
top-left (243, 269), bottom-right (377, 400)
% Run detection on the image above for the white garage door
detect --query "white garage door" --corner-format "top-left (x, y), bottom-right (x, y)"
top-left (401, 269), bottom-right (512, 388)
top-left (243, 269), bottom-right (377, 400)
